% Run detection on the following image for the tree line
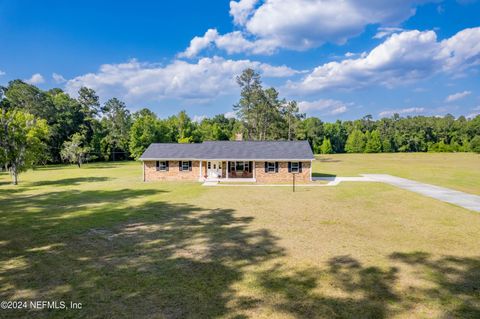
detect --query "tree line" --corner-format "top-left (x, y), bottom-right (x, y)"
top-left (1, 68), bottom-right (479, 184)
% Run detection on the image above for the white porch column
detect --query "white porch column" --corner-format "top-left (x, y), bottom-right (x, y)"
top-left (199, 160), bottom-right (203, 181)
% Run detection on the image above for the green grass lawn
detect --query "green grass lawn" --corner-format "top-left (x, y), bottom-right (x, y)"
top-left (1, 157), bottom-right (479, 318)
top-left (314, 152), bottom-right (480, 195)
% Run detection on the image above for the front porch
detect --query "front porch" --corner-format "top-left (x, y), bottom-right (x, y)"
top-left (198, 160), bottom-right (255, 182)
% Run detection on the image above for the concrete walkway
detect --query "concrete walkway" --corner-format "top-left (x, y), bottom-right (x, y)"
top-left (312, 176), bottom-right (376, 186)
top-left (363, 174), bottom-right (480, 213)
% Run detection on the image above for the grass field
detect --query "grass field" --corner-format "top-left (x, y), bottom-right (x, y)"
top-left (1, 155), bottom-right (479, 318)
top-left (314, 152), bottom-right (480, 195)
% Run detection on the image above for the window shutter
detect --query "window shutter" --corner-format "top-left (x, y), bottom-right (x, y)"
top-left (249, 161), bottom-right (252, 173)
top-left (166, 161), bottom-right (169, 171)
top-left (156, 161), bottom-right (159, 171)
top-left (288, 162), bottom-right (292, 173)
top-left (228, 162), bottom-right (231, 172)
top-left (299, 162), bottom-right (302, 173)
top-left (189, 161), bottom-right (192, 171)
top-left (275, 162), bottom-right (279, 173)
top-left (179, 161), bottom-right (183, 171)
top-left (264, 162), bottom-right (268, 173)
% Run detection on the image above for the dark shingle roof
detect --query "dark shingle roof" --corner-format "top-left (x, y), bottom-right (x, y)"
top-left (140, 141), bottom-right (314, 160)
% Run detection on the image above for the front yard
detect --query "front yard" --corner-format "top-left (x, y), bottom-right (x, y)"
top-left (0, 155), bottom-right (479, 318)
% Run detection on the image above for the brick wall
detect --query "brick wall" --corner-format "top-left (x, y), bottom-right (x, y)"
top-left (144, 160), bottom-right (312, 183)
top-left (254, 161), bottom-right (311, 183)
top-left (144, 160), bottom-right (200, 181)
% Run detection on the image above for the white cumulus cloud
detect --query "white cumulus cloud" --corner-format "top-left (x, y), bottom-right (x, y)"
top-left (182, 0), bottom-right (435, 57)
top-left (178, 29), bottom-right (219, 58)
top-left (229, 0), bottom-right (259, 25)
top-left (298, 99), bottom-right (350, 115)
top-left (25, 73), bottom-right (45, 85)
top-left (65, 57), bottom-right (298, 103)
top-left (192, 115), bottom-right (207, 123)
top-left (52, 73), bottom-right (67, 84)
top-left (373, 27), bottom-right (405, 39)
top-left (445, 90), bottom-right (471, 102)
top-left (224, 111), bottom-right (237, 119)
top-left (379, 107), bottom-right (425, 117)
top-left (179, 28), bottom-right (277, 57)
top-left (287, 27), bottom-right (480, 93)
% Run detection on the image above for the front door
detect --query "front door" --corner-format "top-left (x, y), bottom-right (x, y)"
top-left (207, 161), bottom-right (221, 178)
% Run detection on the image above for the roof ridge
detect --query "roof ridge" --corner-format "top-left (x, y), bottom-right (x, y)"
top-left (202, 140), bottom-right (309, 143)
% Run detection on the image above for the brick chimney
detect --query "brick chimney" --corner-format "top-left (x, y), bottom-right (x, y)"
top-left (235, 133), bottom-right (243, 141)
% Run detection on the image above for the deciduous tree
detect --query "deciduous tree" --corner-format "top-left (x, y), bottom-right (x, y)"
top-left (0, 109), bottom-right (49, 184)
top-left (60, 132), bottom-right (90, 167)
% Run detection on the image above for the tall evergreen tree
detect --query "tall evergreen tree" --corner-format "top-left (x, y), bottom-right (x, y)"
top-left (469, 136), bottom-right (480, 153)
top-left (233, 68), bottom-right (263, 140)
top-left (281, 100), bottom-right (304, 140)
top-left (320, 138), bottom-right (333, 154)
top-left (365, 130), bottom-right (382, 153)
top-left (101, 98), bottom-right (131, 160)
top-left (345, 129), bottom-right (366, 153)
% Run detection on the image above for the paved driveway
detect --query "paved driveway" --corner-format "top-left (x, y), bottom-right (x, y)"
top-left (363, 174), bottom-right (480, 213)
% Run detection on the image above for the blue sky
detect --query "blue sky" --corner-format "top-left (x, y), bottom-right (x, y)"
top-left (1, 0), bottom-right (480, 121)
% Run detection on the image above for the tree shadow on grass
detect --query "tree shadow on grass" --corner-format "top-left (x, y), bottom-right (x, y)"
top-left (255, 256), bottom-right (399, 318)
top-left (0, 187), bottom-right (284, 318)
top-left (29, 177), bottom-right (113, 187)
top-left (315, 157), bottom-right (342, 163)
top-left (0, 189), bottom-right (166, 236)
top-left (312, 172), bottom-right (337, 178)
top-left (0, 180), bottom-right (11, 186)
top-left (254, 253), bottom-right (479, 318)
top-left (1, 185), bottom-right (479, 318)
top-left (390, 252), bottom-right (480, 318)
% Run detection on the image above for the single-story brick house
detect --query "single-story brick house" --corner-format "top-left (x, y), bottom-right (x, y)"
top-left (139, 140), bottom-right (314, 183)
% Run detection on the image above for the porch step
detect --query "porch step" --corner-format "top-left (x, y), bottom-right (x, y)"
top-left (202, 179), bottom-right (219, 186)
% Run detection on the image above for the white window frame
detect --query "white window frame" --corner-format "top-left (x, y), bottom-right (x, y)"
top-left (290, 162), bottom-right (299, 173)
top-left (267, 161), bottom-right (276, 173)
top-left (157, 161), bottom-right (167, 171)
top-left (181, 161), bottom-right (190, 171)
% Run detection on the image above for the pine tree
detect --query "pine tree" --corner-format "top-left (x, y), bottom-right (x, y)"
top-left (365, 130), bottom-right (382, 153)
top-left (382, 138), bottom-right (394, 152)
top-left (320, 138), bottom-right (333, 154)
top-left (469, 136), bottom-right (480, 153)
top-left (345, 129), bottom-right (366, 153)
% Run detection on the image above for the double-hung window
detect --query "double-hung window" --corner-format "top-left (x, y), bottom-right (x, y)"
top-left (157, 161), bottom-right (167, 171)
top-left (290, 162), bottom-right (299, 173)
top-left (181, 161), bottom-right (190, 171)
top-left (267, 162), bottom-right (276, 173)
